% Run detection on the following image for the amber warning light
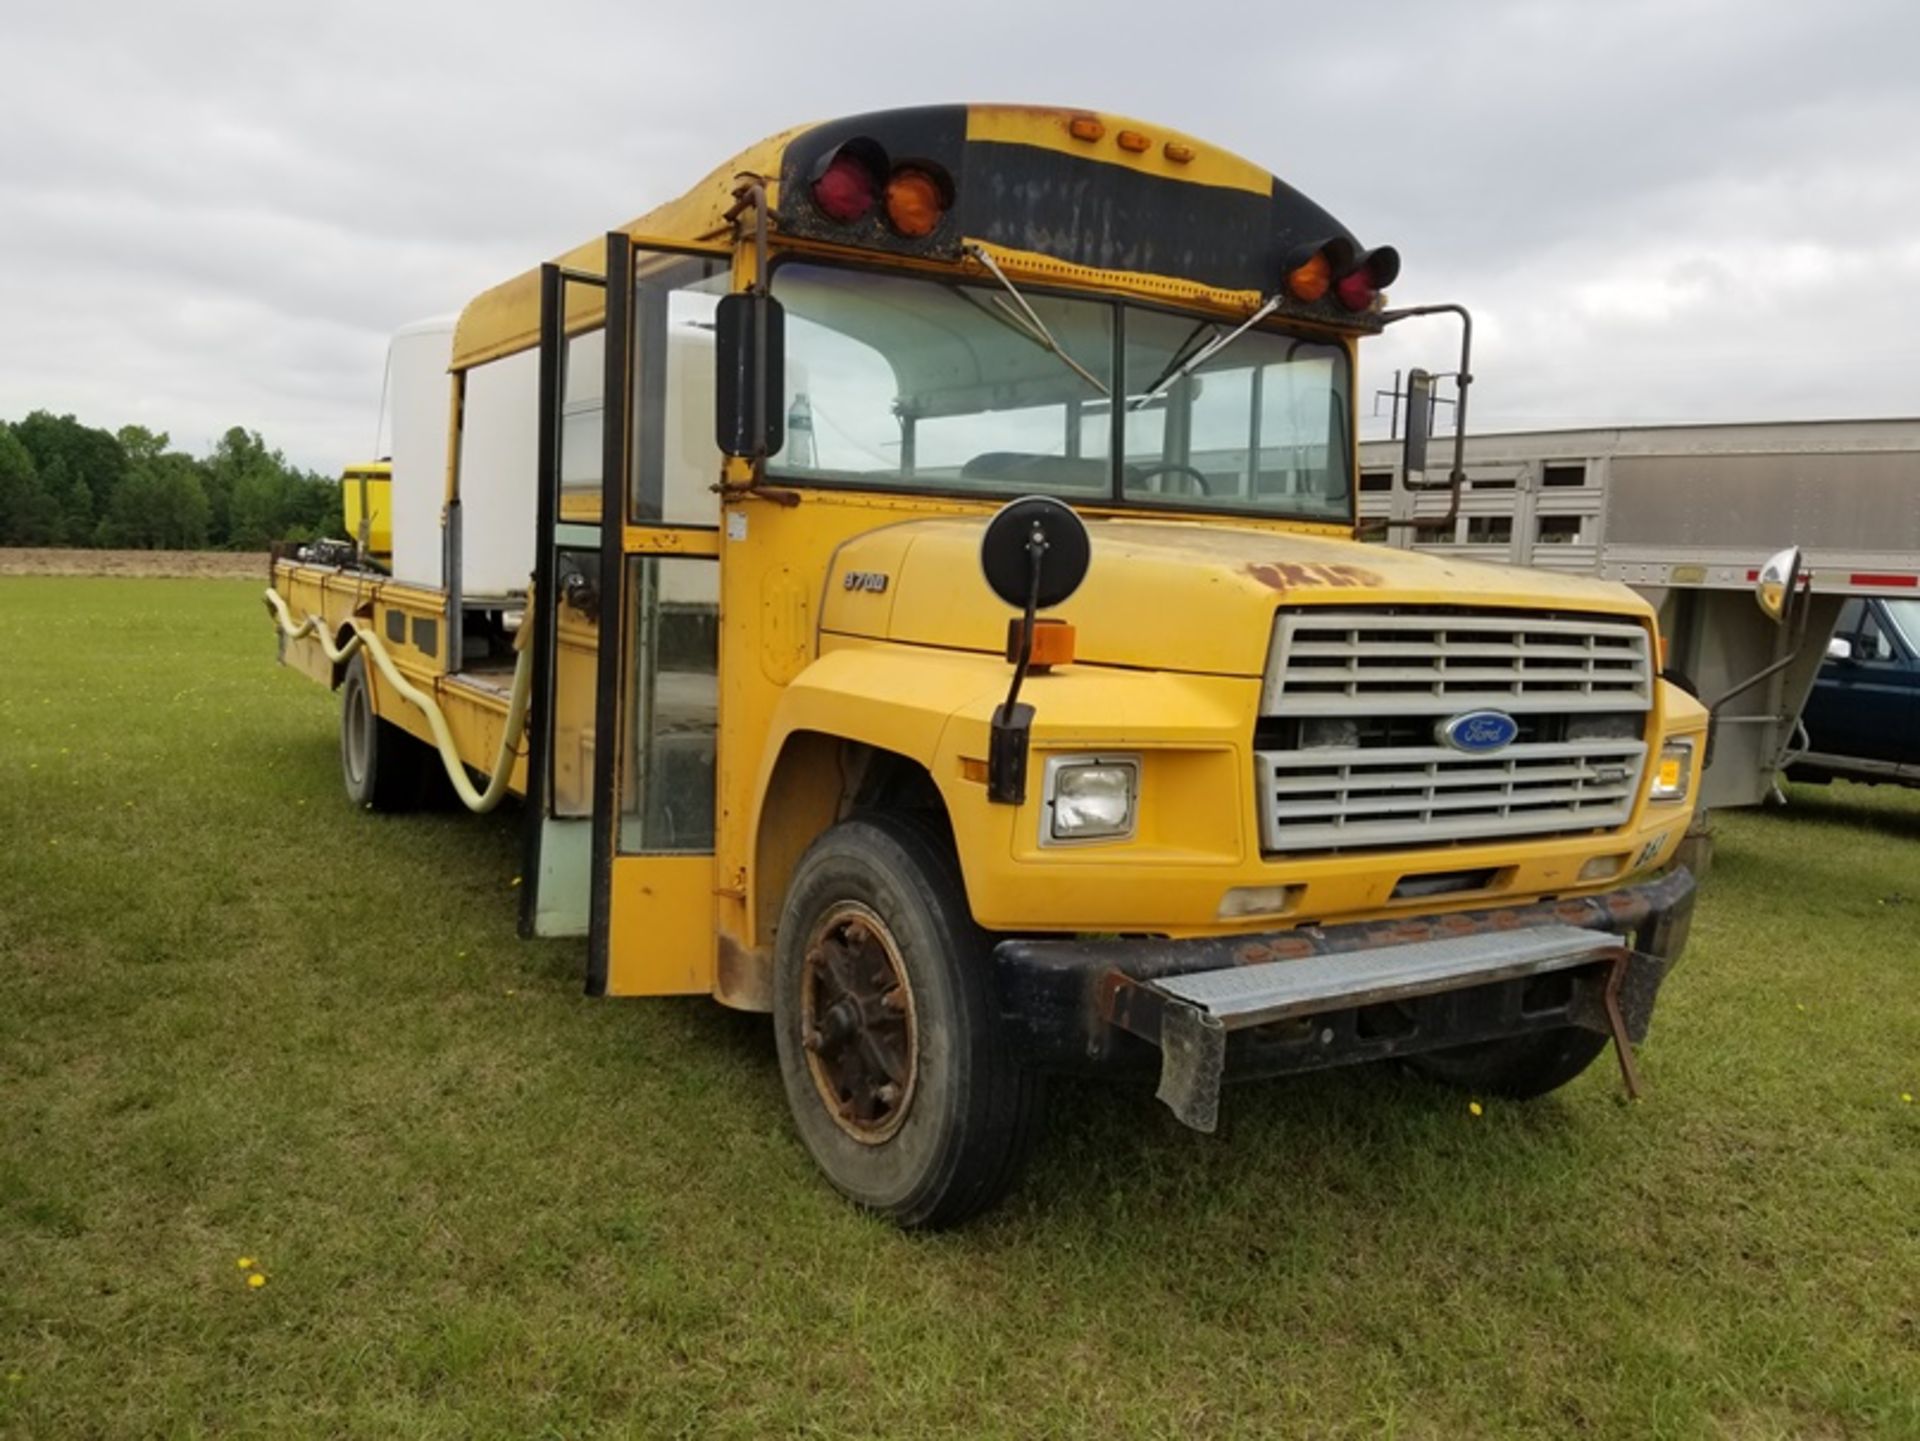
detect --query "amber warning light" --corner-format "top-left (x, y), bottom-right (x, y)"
top-left (1284, 241), bottom-right (1401, 311)
top-left (811, 141), bottom-right (953, 238)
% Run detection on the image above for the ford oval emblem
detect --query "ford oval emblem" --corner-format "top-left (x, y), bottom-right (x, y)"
top-left (1437, 709), bottom-right (1519, 754)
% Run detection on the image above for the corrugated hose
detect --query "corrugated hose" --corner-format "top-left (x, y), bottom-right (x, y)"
top-left (263, 586), bottom-right (532, 814)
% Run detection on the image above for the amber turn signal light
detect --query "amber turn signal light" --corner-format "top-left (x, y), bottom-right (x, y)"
top-left (1006, 617), bottom-right (1076, 669)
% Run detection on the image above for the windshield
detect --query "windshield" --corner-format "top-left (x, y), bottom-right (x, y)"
top-left (768, 261), bottom-right (1351, 522)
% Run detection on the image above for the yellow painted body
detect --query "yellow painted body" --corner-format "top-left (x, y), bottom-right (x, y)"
top-left (340, 462), bottom-right (392, 559)
top-left (271, 103), bottom-right (1707, 1007)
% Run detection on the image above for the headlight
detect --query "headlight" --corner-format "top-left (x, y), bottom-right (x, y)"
top-left (1043, 756), bottom-right (1139, 843)
top-left (1649, 738), bottom-right (1694, 803)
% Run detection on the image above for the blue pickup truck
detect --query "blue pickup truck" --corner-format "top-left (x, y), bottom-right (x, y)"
top-left (1790, 597), bottom-right (1920, 786)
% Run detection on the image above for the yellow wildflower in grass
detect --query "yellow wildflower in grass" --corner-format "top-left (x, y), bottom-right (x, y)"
top-left (236, 1257), bottom-right (255, 1270)
top-left (1903, 1093), bottom-right (1913, 1104)
top-left (1468, 1101), bottom-right (1484, 1117)
top-left (247, 1273), bottom-right (267, 1289)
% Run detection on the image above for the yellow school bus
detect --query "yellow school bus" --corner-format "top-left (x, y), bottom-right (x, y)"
top-left (268, 103), bottom-right (1720, 1227)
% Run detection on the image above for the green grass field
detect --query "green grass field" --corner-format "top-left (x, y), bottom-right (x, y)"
top-left (2, 576), bottom-right (1916, 1439)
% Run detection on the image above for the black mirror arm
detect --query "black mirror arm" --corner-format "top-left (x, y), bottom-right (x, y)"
top-left (988, 525), bottom-right (1048, 805)
top-left (1379, 302), bottom-right (1474, 536)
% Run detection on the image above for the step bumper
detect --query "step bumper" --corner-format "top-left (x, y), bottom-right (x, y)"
top-left (994, 868), bottom-right (1695, 1130)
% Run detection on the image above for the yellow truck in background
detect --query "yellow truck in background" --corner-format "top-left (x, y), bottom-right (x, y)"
top-left (267, 104), bottom-right (1757, 1228)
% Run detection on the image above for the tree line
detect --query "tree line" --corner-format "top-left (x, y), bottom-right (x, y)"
top-left (0, 411), bottom-right (342, 550)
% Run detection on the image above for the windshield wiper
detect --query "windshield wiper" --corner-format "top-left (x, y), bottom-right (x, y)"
top-left (1129, 293), bottom-right (1283, 409)
top-left (964, 244), bottom-right (1110, 397)
top-left (1130, 318), bottom-right (1215, 410)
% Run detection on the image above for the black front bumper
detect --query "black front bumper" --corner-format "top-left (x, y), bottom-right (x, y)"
top-left (994, 868), bottom-right (1696, 1087)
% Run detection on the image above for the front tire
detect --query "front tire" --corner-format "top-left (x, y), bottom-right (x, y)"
top-left (772, 815), bottom-right (1043, 1229)
top-left (1407, 1027), bottom-right (1611, 1099)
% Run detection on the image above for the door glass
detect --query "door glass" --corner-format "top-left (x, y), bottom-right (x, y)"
top-left (619, 555), bottom-right (718, 852)
top-left (1855, 606), bottom-right (1895, 663)
top-left (1882, 599), bottom-right (1920, 656)
top-left (560, 328), bottom-right (604, 523)
top-left (627, 253), bottom-right (730, 526)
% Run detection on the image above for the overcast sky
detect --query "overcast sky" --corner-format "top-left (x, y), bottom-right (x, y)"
top-left (3, 0), bottom-right (1916, 470)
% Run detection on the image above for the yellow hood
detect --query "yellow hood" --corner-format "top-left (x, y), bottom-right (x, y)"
top-left (820, 516), bottom-right (1651, 677)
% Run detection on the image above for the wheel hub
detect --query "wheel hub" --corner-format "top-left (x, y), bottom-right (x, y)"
top-left (799, 902), bottom-right (917, 1144)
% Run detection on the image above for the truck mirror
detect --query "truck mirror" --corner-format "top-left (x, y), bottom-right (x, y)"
top-left (1402, 368), bottom-right (1433, 483)
top-left (980, 494), bottom-right (1091, 610)
top-left (1826, 635), bottom-right (1854, 662)
top-left (1755, 545), bottom-right (1803, 625)
top-left (714, 292), bottom-right (785, 459)
top-left (980, 496), bottom-right (1091, 805)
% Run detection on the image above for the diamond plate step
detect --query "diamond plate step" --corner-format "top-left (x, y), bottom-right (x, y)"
top-left (1152, 923), bottom-right (1622, 1030)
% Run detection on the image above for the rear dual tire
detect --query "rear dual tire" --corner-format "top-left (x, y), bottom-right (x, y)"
top-left (339, 652), bottom-right (440, 811)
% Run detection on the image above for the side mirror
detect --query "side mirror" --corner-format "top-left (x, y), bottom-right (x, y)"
top-left (1826, 635), bottom-right (1855, 662)
top-left (1401, 367), bottom-right (1432, 483)
top-left (980, 496), bottom-right (1092, 804)
top-left (1755, 545), bottom-right (1803, 626)
top-left (714, 292), bottom-right (785, 459)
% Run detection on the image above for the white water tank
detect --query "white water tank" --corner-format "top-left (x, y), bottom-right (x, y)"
top-left (381, 317), bottom-right (456, 588)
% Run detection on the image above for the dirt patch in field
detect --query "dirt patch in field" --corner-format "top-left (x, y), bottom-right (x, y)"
top-left (0, 548), bottom-right (270, 579)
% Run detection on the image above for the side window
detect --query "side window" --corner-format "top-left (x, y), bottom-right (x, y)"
top-left (1856, 606), bottom-right (1894, 663)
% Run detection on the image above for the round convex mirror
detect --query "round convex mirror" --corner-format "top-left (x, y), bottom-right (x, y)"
top-left (979, 495), bottom-right (1091, 610)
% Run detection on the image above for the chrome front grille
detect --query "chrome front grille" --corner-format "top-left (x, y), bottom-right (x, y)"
top-left (1256, 610), bottom-right (1653, 854)
top-left (1260, 611), bottom-right (1653, 715)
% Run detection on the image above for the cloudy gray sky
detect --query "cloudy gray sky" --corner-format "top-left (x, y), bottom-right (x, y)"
top-left (3, 0), bottom-right (1916, 470)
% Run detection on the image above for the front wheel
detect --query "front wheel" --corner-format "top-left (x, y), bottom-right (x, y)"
top-left (1407, 1027), bottom-right (1611, 1099)
top-left (772, 815), bottom-right (1043, 1229)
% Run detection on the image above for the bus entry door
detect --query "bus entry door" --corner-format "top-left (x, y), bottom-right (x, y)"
top-left (584, 234), bottom-right (728, 996)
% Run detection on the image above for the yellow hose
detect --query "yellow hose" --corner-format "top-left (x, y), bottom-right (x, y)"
top-left (264, 586), bottom-right (533, 814)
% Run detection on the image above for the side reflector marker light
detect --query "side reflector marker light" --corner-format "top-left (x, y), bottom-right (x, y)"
top-left (1005, 617), bottom-right (1075, 669)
